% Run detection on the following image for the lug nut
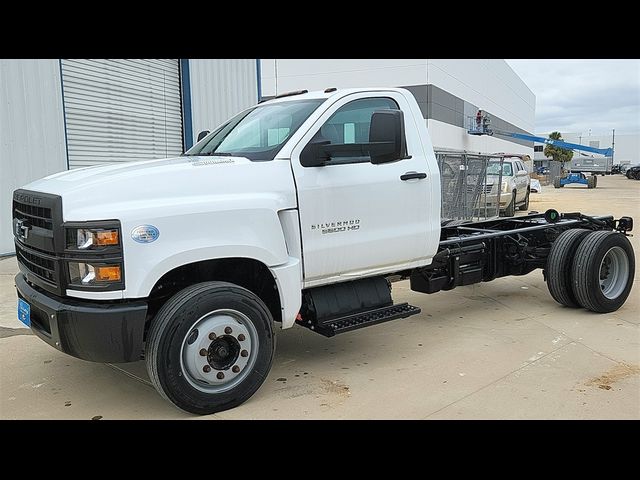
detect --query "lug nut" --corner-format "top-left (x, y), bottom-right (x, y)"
top-left (199, 348), bottom-right (208, 356)
top-left (224, 327), bottom-right (232, 334)
top-left (217, 372), bottom-right (225, 380)
top-left (203, 365), bottom-right (211, 373)
top-left (241, 350), bottom-right (248, 358)
top-left (208, 332), bottom-right (217, 340)
top-left (237, 334), bottom-right (245, 341)
top-left (232, 365), bottom-right (240, 373)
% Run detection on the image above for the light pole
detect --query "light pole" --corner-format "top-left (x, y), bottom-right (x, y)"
top-left (578, 133), bottom-right (582, 162)
top-left (612, 128), bottom-right (615, 167)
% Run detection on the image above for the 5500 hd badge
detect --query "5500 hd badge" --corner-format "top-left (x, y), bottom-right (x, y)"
top-left (311, 219), bottom-right (360, 235)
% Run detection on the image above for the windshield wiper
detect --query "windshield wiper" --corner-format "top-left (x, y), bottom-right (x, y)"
top-left (197, 152), bottom-right (239, 157)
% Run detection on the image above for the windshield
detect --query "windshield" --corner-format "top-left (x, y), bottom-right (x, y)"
top-left (185, 99), bottom-right (325, 161)
top-left (487, 161), bottom-right (513, 177)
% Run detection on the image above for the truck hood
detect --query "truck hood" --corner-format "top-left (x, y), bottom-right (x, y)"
top-left (23, 156), bottom-right (297, 221)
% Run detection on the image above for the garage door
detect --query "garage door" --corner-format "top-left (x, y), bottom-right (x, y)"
top-left (61, 59), bottom-right (183, 169)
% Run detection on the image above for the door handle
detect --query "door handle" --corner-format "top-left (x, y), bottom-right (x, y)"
top-left (400, 172), bottom-right (427, 181)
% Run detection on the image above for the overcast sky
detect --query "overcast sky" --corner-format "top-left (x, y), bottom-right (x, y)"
top-left (506, 59), bottom-right (640, 136)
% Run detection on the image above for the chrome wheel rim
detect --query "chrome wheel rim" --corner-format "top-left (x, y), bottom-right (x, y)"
top-left (180, 309), bottom-right (258, 393)
top-left (599, 246), bottom-right (629, 300)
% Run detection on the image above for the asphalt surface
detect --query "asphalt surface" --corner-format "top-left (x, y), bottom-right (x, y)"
top-left (1, 174), bottom-right (638, 419)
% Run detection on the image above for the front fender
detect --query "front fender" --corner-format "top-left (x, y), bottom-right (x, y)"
top-left (121, 208), bottom-right (290, 298)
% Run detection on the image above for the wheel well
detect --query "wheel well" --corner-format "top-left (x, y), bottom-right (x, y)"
top-left (147, 258), bottom-right (282, 327)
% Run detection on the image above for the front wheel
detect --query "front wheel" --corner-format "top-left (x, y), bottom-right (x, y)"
top-left (504, 191), bottom-right (516, 217)
top-left (518, 188), bottom-right (530, 211)
top-left (146, 282), bottom-right (275, 415)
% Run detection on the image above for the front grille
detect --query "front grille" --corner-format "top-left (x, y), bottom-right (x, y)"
top-left (13, 203), bottom-right (53, 230)
top-left (466, 184), bottom-right (494, 194)
top-left (16, 246), bottom-right (56, 284)
top-left (13, 189), bottom-right (63, 295)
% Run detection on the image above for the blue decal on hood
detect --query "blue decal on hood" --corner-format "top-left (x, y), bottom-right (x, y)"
top-left (131, 225), bottom-right (160, 243)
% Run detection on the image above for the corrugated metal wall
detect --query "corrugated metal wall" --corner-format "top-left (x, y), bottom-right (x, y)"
top-left (0, 59), bottom-right (258, 254)
top-left (188, 59), bottom-right (258, 145)
top-left (61, 59), bottom-right (184, 168)
top-left (0, 60), bottom-right (68, 255)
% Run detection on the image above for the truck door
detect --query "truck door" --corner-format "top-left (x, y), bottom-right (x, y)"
top-left (290, 92), bottom-right (435, 286)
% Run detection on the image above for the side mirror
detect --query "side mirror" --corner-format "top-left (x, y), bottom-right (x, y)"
top-left (517, 169), bottom-right (529, 176)
top-left (300, 139), bottom-right (331, 167)
top-left (197, 130), bottom-right (210, 142)
top-left (369, 110), bottom-right (407, 165)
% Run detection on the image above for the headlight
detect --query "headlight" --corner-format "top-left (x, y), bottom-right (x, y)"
top-left (63, 221), bottom-right (124, 291)
top-left (501, 181), bottom-right (510, 193)
top-left (67, 227), bottom-right (119, 250)
top-left (68, 262), bottom-right (122, 285)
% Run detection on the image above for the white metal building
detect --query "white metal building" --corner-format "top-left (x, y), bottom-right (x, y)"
top-left (1, 58), bottom-right (535, 254)
top-left (1, 59), bottom-right (259, 254)
top-left (260, 59), bottom-right (535, 156)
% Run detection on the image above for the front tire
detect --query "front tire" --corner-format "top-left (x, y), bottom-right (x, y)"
top-left (504, 191), bottom-right (516, 217)
top-left (518, 188), bottom-right (530, 211)
top-left (571, 231), bottom-right (635, 313)
top-left (146, 281), bottom-right (275, 415)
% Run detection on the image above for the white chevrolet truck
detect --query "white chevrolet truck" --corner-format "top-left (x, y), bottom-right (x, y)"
top-left (13, 88), bottom-right (635, 414)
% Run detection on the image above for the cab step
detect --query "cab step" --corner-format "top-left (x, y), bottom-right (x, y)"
top-left (301, 303), bottom-right (421, 337)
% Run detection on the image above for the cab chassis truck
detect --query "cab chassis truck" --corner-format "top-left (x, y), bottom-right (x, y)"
top-left (13, 88), bottom-right (635, 414)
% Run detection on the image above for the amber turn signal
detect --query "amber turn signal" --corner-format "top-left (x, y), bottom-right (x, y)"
top-left (95, 230), bottom-right (119, 246)
top-left (95, 266), bottom-right (121, 282)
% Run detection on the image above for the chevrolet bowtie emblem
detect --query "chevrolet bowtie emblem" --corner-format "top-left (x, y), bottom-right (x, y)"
top-left (15, 219), bottom-right (30, 241)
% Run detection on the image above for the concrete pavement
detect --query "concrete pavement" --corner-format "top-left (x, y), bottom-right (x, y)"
top-left (1, 174), bottom-right (638, 419)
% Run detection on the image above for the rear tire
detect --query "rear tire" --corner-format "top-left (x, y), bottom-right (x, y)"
top-left (518, 188), bottom-right (530, 211)
top-left (146, 281), bottom-right (275, 415)
top-left (546, 229), bottom-right (591, 307)
top-left (504, 191), bottom-right (516, 217)
top-left (571, 231), bottom-right (635, 313)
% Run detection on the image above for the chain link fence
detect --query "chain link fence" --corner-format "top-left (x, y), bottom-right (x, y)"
top-left (436, 150), bottom-right (505, 222)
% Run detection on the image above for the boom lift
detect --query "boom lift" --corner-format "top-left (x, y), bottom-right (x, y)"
top-left (468, 115), bottom-right (613, 188)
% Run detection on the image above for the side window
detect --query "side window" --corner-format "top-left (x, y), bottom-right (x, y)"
top-left (311, 97), bottom-right (399, 166)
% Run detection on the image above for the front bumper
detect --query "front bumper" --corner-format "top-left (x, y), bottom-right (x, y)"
top-left (15, 273), bottom-right (147, 363)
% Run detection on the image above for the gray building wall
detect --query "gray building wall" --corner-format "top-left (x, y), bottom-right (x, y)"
top-left (1, 60), bottom-right (68, 254)
top-left (1, 58), bottom-right (259, 255)
top-left (188, 59), bottom-right (258, 145)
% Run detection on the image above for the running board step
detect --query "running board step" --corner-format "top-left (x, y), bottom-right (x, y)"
top-left (303, 303), bottom-right (422, 337)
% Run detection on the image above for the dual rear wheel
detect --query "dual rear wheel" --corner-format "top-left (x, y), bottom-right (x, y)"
top-left (546, 229), bottom-right (634, 313)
